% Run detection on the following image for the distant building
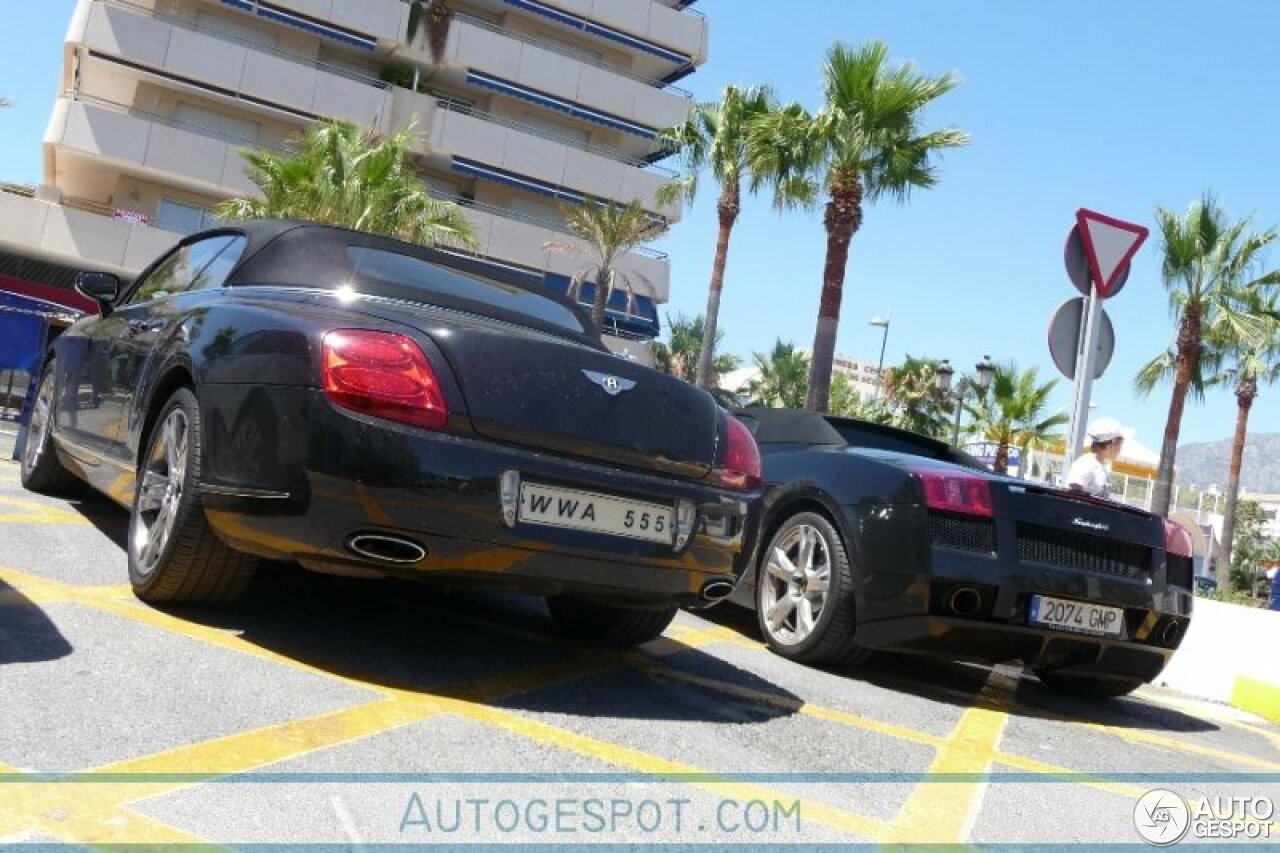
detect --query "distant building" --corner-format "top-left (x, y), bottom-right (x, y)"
top-left (0, 0), bottom-right (708, 359)
top-left (718, 351), bottom-right (886, 405)
top-left (1240, 492), bottom-right (1280, 541)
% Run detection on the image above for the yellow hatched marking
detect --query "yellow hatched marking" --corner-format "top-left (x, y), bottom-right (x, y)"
top-left (444, 699), bottom-right (889, 842)
top-left (887, 701), bottom-right (1009, 844)
top-left (1135, 688), bottom-right (1280, 752)
top-left (0, 495), bottom-right (89, 525)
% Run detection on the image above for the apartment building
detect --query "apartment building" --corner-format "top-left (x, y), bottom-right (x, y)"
top-left (0, 0), bottom-right (707, 354)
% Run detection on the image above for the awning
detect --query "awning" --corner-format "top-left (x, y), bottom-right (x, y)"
top-left (502, 0), bottom-right (691, 66)
top-left (466, 71), bottom-right (658, 139)
top-left (450, 157), bottom-right (587, 205)
top-left (0, 276), bottom-right (94, 315)
top-left (219, 0), bottom-right (377, 51)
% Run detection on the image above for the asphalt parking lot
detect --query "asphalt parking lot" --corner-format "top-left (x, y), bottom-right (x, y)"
top-left (1, 431), bottom-right (1278, 847)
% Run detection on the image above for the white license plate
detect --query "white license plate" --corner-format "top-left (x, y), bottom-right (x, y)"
top-left (1029, 595), bottom-right (1124, 638)
top-left (518, 482), bottom-right (674, 545)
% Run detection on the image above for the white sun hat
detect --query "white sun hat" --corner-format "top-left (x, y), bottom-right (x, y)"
top-left (1087, 417), bottom-right (1126, 443)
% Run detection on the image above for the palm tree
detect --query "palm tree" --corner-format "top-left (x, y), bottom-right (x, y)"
top-left (967, 363), bottom-right (1067, 475)
top-left (544, 199), bottom-right (669, 335)
top-left (660, 86), bottom-right (812, 390)
top-left (652, 313), bottom-right (740, 385)
top-left (828, 373), bottom-right (891, 422)
top-left (1208, 293), bottom-right (1280, 592)
top-left (406, 0), bottom-right (452, 64)
top-left (747, 340), bottom-right (809, 408)
top-left (1136, 194), bottom-right (1280, 516)
top-left (217, 121), bottom-right (475, 249)
top-left (880, 355), bottom-right (952, 439)
top-left (751, 42), bottom-right (968, 412)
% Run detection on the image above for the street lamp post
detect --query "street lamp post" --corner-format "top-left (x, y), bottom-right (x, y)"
top-left (869, 316), bottom-right (890, 397)
top-left (936, 355), bottom-right (996, 448)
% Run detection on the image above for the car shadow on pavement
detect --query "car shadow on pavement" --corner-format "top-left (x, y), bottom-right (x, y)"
top-left (0, 578), bottom-right (74, 664)
top-left (166, 564), bottom-right (803, 725)
top-left (64, 492), bottom-right (130, 549)
top-left (697, 602), bottom-right (1218, 735)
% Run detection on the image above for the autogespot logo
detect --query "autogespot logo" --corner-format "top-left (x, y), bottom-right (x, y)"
top-left (1134, 789), bottom-right (1191, 845)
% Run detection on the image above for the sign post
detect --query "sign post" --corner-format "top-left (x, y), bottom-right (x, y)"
top-left (1057, 209), bottom-right (1149, 465)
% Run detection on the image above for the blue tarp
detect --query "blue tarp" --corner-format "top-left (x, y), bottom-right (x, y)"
top-left (0, 294), bottom-right (49, 373)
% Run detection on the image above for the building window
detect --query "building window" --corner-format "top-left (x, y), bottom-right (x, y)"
top-left (156, 199), bottom-right (220, 235)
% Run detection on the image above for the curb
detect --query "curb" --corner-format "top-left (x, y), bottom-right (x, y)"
top-left (1230, 676), bottom-right (1280, 724)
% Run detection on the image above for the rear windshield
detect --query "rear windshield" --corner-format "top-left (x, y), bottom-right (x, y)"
top-left (346, 247), bottom-right (586, 334)
top-left (228, 226), bottom-right (590, 337)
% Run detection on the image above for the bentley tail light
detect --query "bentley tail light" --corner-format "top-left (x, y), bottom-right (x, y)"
top-left (717, 415), bottom-right (762, 491)
top-left (915, 469), bottom-right (994, 517)
top-left (322, 329), bottom-right (448, 430)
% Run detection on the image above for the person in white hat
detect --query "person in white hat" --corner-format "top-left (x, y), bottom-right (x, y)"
top-left (1065, 417), bottom-right (1125, 498)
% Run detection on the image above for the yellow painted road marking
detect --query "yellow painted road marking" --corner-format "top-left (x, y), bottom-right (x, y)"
top-left (887, 699), bottom-right (1009, 844)
top-left (443, 699), bottom-right (889, 842)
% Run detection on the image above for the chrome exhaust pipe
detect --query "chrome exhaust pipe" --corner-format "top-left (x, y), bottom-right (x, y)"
top-left (947, 587), bottom-right (983, 617)
top-left (346, 533), bottom-right (427, 565)
top-left (700, 579), bottom-right (737, 603)
top-left (1161, 621), bottom-right (1181, 646)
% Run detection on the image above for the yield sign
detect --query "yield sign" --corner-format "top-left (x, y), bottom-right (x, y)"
top-left (1075, 208), bottom-right (1149, 298)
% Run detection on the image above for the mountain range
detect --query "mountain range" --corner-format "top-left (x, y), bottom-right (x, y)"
top-left (1175, 433), bottom-right (1280, 495)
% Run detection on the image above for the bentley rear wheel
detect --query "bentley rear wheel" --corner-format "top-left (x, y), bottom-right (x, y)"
top-left (756, 512), bottom-right (869, 665)
top-left (129, 387), bottom-right (256, 607)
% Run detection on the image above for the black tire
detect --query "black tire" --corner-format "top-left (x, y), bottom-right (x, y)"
top-left (19, 361), bottom-right (80, 495)
top-left (755, 511), bottom-right (871, 666)
top-left (1033, 668), bottom-right (1144, 698)
top-left (128, 387), bottom-right (256, 607)
top-left (546, 596), bottom-right (677, 647)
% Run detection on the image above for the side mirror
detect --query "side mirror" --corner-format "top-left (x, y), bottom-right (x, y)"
top-left (75, 271), bottom-right (121, 314)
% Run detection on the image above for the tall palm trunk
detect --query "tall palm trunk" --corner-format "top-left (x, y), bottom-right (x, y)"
top-left (994, 441), bottom-right (1010, 475)
top-left (1217, 378), bottom-right (1256, 592)
top-left (805, 172), bottom-right (863, 412)
top-left (591, 266), bottom-right (611, 334)
top-left (1150, 304), bottom-right (1202, 516)
top-left (695, 185), bottom-right (740, 389)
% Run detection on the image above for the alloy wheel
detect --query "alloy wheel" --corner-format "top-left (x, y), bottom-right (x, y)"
top-left (760, 523), bottom-right (831, 645)
top-left (131, 408), bottom-right (189, 578)
top-left (23, 371), bottom-right (55, 472)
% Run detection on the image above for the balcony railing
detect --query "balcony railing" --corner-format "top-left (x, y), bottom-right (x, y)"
top-left (100, 0), bottom-right (393, 91)
top-left (428, 189), bottom-right (669, 261)
top-left (70, 92), bottom-right (290, 152)
top-left (430, 94), bottom-right (676, 176)
top-left (437, 9), bottom-right (691, 96)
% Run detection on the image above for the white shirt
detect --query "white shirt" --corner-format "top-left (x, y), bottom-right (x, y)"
top-left (1066, 453), bottom-right (1110, 497)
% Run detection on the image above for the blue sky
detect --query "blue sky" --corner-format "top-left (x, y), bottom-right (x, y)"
top-left (2, 1), bottom-right (1276, 455)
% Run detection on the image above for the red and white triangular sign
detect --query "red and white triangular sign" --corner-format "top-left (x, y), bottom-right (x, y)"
top-left (1075, 208), bottom-right (1149, 298)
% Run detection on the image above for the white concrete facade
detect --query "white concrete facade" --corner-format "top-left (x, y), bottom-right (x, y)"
top-left (1, 0), bottom-right (705, 340)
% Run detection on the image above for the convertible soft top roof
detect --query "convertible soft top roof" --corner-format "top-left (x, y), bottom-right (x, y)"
top-left (734, 407), bottom-right (846, 445)
top-left (734, 407), bottom-right (965, 461)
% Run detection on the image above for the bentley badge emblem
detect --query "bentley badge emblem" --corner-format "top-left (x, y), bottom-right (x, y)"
top-left (583, 370), bottom-right (636, 396)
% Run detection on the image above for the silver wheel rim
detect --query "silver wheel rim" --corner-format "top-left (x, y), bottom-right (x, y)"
top-left (23, 371), bottom-right (55, 472)
top-left (759, 523), bottom-right (831, 646)
top-left (131, 408), bottom-right (189, 578)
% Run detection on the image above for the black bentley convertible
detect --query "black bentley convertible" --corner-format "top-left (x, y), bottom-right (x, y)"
top-left (730, 408), bottom-right (1193, 697)
top-left (20, 221), bottom-right (761, 646)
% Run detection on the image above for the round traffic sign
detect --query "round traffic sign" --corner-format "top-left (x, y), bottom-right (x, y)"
top-left (1065, 224), bottom-right (1130, 298)
top-left (1047, 296), bottom-right (1115, 380)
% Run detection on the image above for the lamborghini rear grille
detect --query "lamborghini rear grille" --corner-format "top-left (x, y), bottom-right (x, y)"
top-left (1016, 522), bottom-right (1152, 580)
top-left (928, 511), bottom-right (997, 554)
top-left (1166, 553), bottom-right (1194, 590)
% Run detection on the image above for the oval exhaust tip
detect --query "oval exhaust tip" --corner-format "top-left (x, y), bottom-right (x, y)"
top-left (1161, 621), bottom-right (1181, 646)
top-left (947, 587), bottom-right (983, 617)
top-left (346, 533), bottom-right (427, 565)
top-left (700, 580), bottom-right (737, 603)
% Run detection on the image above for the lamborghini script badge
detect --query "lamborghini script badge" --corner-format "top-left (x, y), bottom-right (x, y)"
top-left (582, 370), bottom-right (636, 397)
